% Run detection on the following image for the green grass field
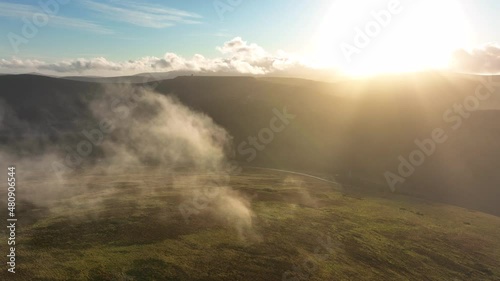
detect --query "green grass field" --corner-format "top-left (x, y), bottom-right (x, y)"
top-left (1, 167), bottom-right (499, 280)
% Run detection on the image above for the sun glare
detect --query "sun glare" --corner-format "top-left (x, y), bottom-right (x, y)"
top-left (310, 0), bottom-right (472, 76)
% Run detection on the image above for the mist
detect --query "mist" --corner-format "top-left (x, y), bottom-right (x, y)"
top-left (0, 82), bottom-right (256, 237)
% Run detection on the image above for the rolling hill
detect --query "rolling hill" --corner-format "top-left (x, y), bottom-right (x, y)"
top-left (1, 73), bottom-right (499, 215)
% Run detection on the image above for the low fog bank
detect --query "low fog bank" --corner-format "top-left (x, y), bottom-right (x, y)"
top-left (0, 82), bottom-right (255, 237)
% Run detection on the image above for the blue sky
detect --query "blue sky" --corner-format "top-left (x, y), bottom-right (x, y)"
top-left (0, 0), bottom-right (329, 60)
top-left (0, 0), bottom-right (499, 76)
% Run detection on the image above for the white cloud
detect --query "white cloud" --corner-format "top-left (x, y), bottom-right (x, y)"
top-left (0, 58), bottom-right (45, 69)
top-left (0, 2), bottom-right (113, 34)
top-left (80, 0), bottom-right (202, 28)
top-left (451, 44), bottom-right (500, 74)
top-left (217, 37), bottom-right (268, 60)
top-left (0, 37), bottom-right (305, 76)
top-left (214, 37), bottom-right (300, 74)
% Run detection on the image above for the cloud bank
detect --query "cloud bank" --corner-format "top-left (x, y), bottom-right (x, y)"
top-left (0, 37), bottom-right (303, 76)
top-left (451, 44), bottom-right (500, 74)
top-left (2, 37), bottom-right (500, 77)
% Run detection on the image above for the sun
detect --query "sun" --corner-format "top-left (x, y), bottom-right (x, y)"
top-left (310, 0), bottom-right (473, 76)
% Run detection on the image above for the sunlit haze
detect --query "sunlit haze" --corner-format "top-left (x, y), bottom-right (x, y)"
top-left (1, 1), bottom-right (500, 280)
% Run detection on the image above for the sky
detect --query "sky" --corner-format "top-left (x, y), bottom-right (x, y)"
top-left (0, 0), bottom-right (499, 77)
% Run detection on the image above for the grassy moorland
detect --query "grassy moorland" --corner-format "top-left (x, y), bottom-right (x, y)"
top-left (1, 167), bottom-right (499, 281)
top-left (2, 74), bottom-right (500, 216)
